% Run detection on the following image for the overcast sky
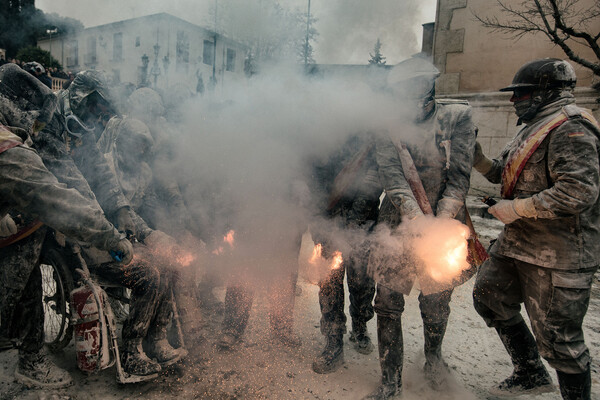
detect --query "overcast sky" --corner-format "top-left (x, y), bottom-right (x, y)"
top-left (36, 0), bottom-right (437, 65)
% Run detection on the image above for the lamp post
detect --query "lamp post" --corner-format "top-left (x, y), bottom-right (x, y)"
top-left (141, 53), bottom-right (149, 86)
top-left (46, 28), bottom-right (58, 62)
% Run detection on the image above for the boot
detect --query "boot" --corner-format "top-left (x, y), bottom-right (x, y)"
top-left (349, 320), bottom-right (374, 355)
top-left (312, 334), bottom-right (344, 374)
top-left (15, 349), bottom-right (73, 389)
top-left (557, 369), bottom-right (591, 400)
top-left (363, 315), bottom-right (403, 399)
top-left (489, 321), bottom-right (555, 397)
top-left (146, 327), bottom-right (187, 367)
top-left (423, 321), bottom-right (450, 390)
top-left (121, 338), bottom-right (162, 379)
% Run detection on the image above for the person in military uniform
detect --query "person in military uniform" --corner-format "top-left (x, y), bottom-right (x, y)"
top-left (31, 70), bottom-right (185, 379)
top-left (309, 132), bottom-right (381, 374)
top-left (472, 59), bottom-right (599, 400)
top-left (97, 115), bottom-right (202, 348)
top-left (365, 56), bottom-right (476, 399)
top-left (0, 63), bottom-right (133, 389)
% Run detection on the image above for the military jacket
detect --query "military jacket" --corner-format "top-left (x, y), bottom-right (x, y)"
top-left (484, 101), bottom-right (600, 269)
top-left (371, 100), bottom-right (476, 295)
top-left (377, 100), bottom-right (476, 226)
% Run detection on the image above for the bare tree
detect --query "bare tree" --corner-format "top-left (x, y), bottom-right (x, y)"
top-left (473, 0), bottom-right (600, 80)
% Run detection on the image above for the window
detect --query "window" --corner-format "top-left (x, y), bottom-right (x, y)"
top-left (66, 40), bottom-right (79, 67)
top-left (85, 36), bottom-right (97, 65)
top-left (226, 48), bottom-right (236, 72)
top-left (113, 32), bottom-right (123, 61)
top-left (135, 36), bottom-right (140, 47)
top-left (176, 31), bottom-right (190, 72)
top-left (203, 39), bottom-right (214, 66)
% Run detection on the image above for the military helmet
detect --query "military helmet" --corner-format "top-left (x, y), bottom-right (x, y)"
top-left (500, 58), bottom-right (576, 92)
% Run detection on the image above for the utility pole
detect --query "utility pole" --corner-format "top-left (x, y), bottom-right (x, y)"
top-left (212, 0), bottom-right (218, 88)
top-left (304, 0), bottom-right (311, 67)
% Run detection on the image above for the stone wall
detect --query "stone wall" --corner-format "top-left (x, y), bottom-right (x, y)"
top-left (437, 88), bottom-right (600, 195)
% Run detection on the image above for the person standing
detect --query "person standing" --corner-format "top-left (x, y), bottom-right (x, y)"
top-left (472, 58), bottom-right (599, 400)
top-left (0, 63), bottom-right (132, 389)
top-left (310, 132), bottom-right (381, 374)
top-left (366, 56), bottom-right (476, 399)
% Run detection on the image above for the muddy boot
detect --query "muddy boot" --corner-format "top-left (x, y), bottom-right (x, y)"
top-left (217, 332), bottom-right (241, 351)
top-left (489, 321), bottom-right (555, 397)
top-left (146, 327), bottom-right (187, 367)
top-left (364, 315), bottom-right (403, 399)
top-left (312, 334), bottom-right (344, 374)
top-left (121, 338), bottom-right (162, 379)
top-left (15, 349), bottom-right (73, 389)
top-left (349, 321), bottom-right (374, 355)
top-left (423, 321), bottom-right (450, 390)
top-left (557, 369), bottom-right (591, 400)
top-left (272, 328), bottom-right (302, 348)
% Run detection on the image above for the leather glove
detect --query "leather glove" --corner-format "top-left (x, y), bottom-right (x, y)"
top-left (488, 200), bottom-right (521, 224)
top-left (111, 238), bottom-right (134, 265)
top-left (116, 207), bottom-right (136, 236)
top-left (473, 141), bottom-right (493, 175)
top-left (0, 215), bottom-right (17, 237)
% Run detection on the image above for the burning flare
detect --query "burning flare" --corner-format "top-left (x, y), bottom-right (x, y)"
top-left (308, 243), bottom-right (343, 271)
top-left (411, 220), bottom-right (470, 283)
top-left (330, 251), bottom-right (343, 270)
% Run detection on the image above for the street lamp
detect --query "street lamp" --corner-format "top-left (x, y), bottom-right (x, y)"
top-left (46, 28), bottom-right (58, 61)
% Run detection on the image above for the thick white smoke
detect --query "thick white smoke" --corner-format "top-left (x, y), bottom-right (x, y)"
top-left (173, 65), bottom-right (399, 284)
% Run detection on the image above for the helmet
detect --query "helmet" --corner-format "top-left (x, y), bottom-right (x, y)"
top-left (500, 58), bottom-right (576, 92)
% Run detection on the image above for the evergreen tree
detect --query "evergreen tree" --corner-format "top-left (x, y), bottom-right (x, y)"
top-left (368, 38), bottom-right (387, 66)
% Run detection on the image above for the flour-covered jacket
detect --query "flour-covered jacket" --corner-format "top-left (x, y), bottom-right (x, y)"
top-left (376, 99), bottom-right (476, 227)
top-left (483, 99), bottom-right (600, 270)
top-left (371, 99), bottom-right (476, 294)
